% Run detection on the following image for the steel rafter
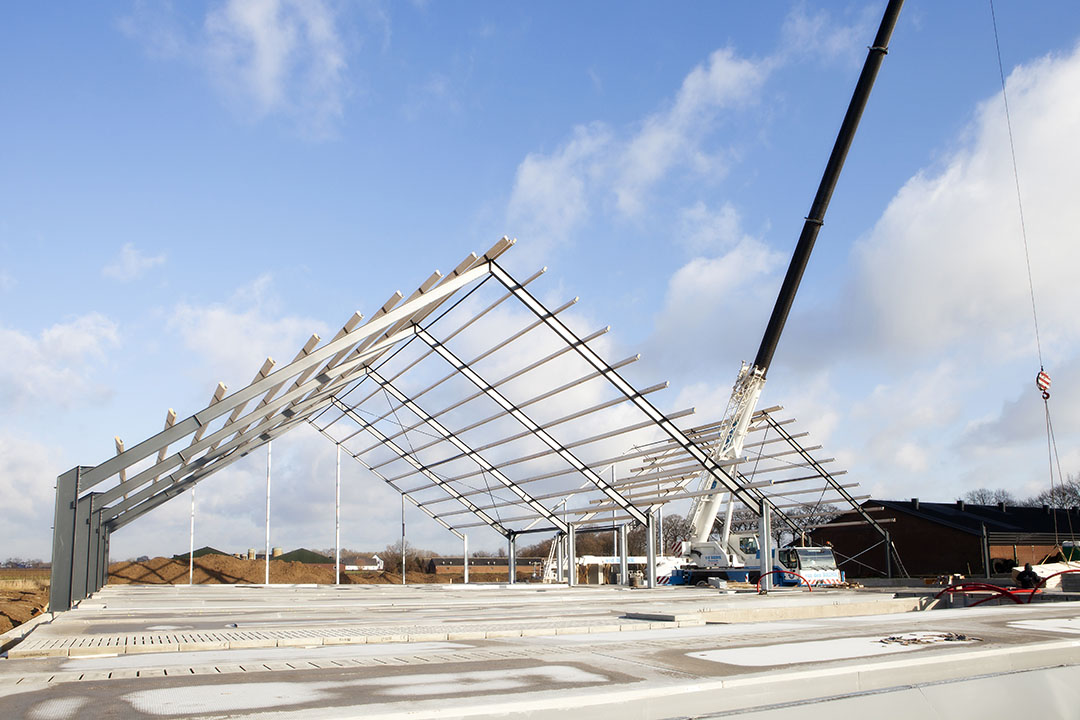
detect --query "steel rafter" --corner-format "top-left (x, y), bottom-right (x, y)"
top-left (363, 367), bottom-right (569, 533)
top-left (486, 260), bottom-right (764, 516)
top-left (412, 324), bottom-right (649, 526)
top-left (329, 398), bottom-right (512, 536)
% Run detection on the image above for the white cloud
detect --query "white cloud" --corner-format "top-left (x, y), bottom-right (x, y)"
top-left (121, 0), bottom-right (350, 137)
top-left (505, 123), bottom-right (612, 255)
top-left (614, 48), bottom-right (770, 216)
top-left (678, 201), bottom-right (752, 255)
top-left (205, 0), bottom-right (347, 136)
top-left (645, 214), bottom-right (784, 378)
top-left (102, 242), bottom-right (166, 281)
top-left (779, 4), bottom-right (877, 67)
top-left (505, 47), bottom-right (771, 260)
top-left (849, 42), bottom-right (1080, 361)
top-left (0, 314), bottom-right (120, 408)
top-left (638, 42), bottom-right (1080, 508)
top-left (168, 274), bottom-right (328, 391)
top-left (0, 434), bottom-right (63, 560)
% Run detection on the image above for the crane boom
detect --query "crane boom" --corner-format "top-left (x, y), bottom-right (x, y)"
top-left (687, 0), bottom-right (904, 546)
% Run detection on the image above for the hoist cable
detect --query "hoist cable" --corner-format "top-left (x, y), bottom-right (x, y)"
top-left (990, 0), bottom-right (1044, 369)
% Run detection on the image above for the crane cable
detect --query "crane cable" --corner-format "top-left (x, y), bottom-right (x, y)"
top-left (990, 1), bottom-right (1075, 549)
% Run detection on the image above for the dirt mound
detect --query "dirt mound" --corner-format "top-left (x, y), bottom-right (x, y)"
top-left (109, 557), bottom-right (536, 586)
top-left (0, 585), bottom-right (49, 635)
top-left (110, 555), bottom-right (357, 585)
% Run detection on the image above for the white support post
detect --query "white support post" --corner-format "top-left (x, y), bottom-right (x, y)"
top-left (508, 534), bottom-right (516, 585)
top-left (657, 504), bottom-right (664, 559)
top-left (556, 535), bottom-right (564, 583)
top-left (759, 503), bottom-right (773, 593)
top-left (188, 488), bottom-right (195, 586)
top-left (567, 524), bottom-right (576, 587)
top-left (619, 524), bottom-right (629, 586)
top-left (335, 443), bottom-right (341, 586)
top-left (646, 513), bottom-right (657, 589)
top-left (400, 492), bottom-right (406, 586)
top-left (264, 441), bottom-right (271, 586)
top-left (463, 534), bottom-right (469, 584)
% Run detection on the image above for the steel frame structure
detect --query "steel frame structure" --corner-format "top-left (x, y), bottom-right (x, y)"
top-left (50, 239), bottom-right (868, 611)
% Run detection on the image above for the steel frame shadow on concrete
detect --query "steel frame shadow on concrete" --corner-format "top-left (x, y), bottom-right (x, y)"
top-left (49, 239), bottom-right (864, 612)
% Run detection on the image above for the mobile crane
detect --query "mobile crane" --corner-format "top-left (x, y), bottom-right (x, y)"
top-left (664, 0), bottom-right (904, 588)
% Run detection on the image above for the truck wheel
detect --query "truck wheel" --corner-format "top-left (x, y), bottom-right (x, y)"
top-left (748, 572), bottom-right (760, 584)
top-left (695, 580), bottom-right (709, 587)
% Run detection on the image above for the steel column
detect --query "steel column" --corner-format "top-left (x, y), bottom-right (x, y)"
top-left (50, 467), bottom-right (82, 612)
top-left (70, 494), bottom-right (92, 605)
top-left (619, 525), bottom-right (629, 586)
top-left (646, 514), bottom-right (657, 589)
top-left (508, 534), bottom-right (517, 585)
top-left (760, 504), bottom-right (773, 592)
top-left (567, 525), bottom-right (576, 587)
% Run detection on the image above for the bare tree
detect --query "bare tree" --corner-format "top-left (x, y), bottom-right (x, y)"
top-left (1019, 474), bottom-right (1080, 508)
top-left (963, 488), bottom-right (1017, 505)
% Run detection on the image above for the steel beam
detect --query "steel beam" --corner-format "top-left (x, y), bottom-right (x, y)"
top-left (365, 368), bottom-right (569, 532)
top-left (330, 398), bottom-right (510, 536)
top-left (414, 325), bottom-right (648, 526)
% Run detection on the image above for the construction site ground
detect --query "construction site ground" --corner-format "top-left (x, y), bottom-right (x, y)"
top-left (2, 583), bottom-right (1079, 718)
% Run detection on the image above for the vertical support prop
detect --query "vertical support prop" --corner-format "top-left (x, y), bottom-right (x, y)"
top-left (86, 494), bottom-right (102, 595)
top-left (50, 467), bottom-right (81, 612)
top-left (982, 523), bottom-right (991, 579)
top-left (619, 524), bottom-right (629, 586)
top-left (463, 533), bottom-right (469, 584)
top-left (646, 513), bottom-right (657, 588)
top-left (885, 530), bottom-right (893, 579)
top-left (508, 533), bottom-right (517, 585)
top-left (400, 492), bottom-right (406, 585)
top-left (189, 488), bottom-right (196, 585)
top-left (100, 526), bottom-right (110, 591)
top-left (71, 495), bottom-right (91, 604)
top-left (264, 441), bottom-right (272, 585)
top-left (335, 443), bottom-right (341, 586)
top-left (759, 503), bottom-right (773, 593)
top-left (567, 524), bottom-right (577, 587)
top-left (556, 534), bottom-right (564, 583)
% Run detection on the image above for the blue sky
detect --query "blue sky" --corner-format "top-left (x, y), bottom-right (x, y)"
top-left (3, 1), bottom-right (1080, 562)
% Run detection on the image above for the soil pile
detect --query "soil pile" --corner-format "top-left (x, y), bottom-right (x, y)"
top-left (109, 556), bottom-right (536, 586)
top-left (110, 555), bottom-right (356, 585)
top-left (0, 576), bottom-right (49, 635)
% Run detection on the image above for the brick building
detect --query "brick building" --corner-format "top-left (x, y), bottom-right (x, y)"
top-left (812, 499), bottom-right (1080, 578)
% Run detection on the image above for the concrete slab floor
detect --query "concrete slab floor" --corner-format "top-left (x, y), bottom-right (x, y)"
top-left (1, 584), bottom-right (1079, 718)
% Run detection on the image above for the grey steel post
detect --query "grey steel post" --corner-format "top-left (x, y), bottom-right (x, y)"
top-left (556, 534), bottom-right (564, 583)
top-left (100, 526), bottom-right (110, 590)
top-left (86, 493), bottom-right (103, 594)
top-left (463, 533), bottom-right (469, 584)
top-left (646, 513), bottom-right (657, 588)
top-left (400, 491), bottom-right (406, 585)
top-left (188, 488), bottom-right (196, 585)
top-left (567, 524), bottom-right (577, 587)
top-left (264, 440), bottom-right (271, 585)
top-left (982, 523), bottom-right (991, 579)
top-left (71, 493), bottom-right (92, 604)
top-left (759, 503), bottom-right (773, 593)
top-left (657, 505), bottom-right (664, 558)
top-left (335, 443), bottom-right (341, 586)
top-left (508, 533), bottom-right (517, 585)
top-left (885, 530), bottom-right (892, 578)
top-left (50, 467), bottom-right (82, 612)
top-left (619, 524), bottom-right (629, 586)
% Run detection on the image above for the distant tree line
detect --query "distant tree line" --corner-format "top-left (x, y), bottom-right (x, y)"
top-left (2, 558), bottom-right (48, 569)
top-left (963, 474), bottom-right (1080, 508)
